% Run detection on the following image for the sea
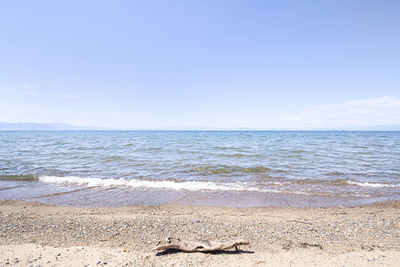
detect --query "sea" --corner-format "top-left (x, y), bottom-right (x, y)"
top-left (0, 131), bottom-right (399, 207)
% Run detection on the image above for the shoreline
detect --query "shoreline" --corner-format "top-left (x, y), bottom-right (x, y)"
top-left (2, 178), bottom-right (398, 208)
top-left (2, 194), bottom-right (399, 209)
top-left (1, 199), bottom-right (400, 266)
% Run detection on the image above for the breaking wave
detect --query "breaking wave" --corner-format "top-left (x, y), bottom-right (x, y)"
top-left (38, 175), bottom-right (282, 193)
top-left (345, 181), bottom-right (400, 188)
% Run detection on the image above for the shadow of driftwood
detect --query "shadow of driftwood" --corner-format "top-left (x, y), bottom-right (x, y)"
top-left (156, 249), bottom-right (255, 256)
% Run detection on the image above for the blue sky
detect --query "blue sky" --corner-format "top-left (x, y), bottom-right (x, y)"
top-left (1, 0), bottom-right (399, 129)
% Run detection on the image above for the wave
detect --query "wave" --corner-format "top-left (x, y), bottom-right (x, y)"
top-left (36, 176), bottom-right (375, 197)
top-left (38, 175), bottom-right (282, 193)
top-left (3, 174), bottom-right (399, 190)
top-left (345, 181), bottom-right (400, 188)
top-left (284, 178), bottom-right (400, 188)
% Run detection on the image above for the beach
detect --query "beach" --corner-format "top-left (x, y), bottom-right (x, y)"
top-left (1, 199), bottom-right (399, 266)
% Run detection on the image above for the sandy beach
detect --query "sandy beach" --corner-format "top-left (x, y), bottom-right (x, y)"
top-left (0, 199), bottom-right (399, 266)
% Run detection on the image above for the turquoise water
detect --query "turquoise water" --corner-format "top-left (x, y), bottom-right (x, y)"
top-left (0, 131), bottom-right (399, 207)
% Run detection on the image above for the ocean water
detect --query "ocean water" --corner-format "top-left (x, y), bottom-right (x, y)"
top-left (0, 131), bottom-right (399, 207)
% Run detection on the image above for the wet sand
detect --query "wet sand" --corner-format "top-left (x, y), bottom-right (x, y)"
top-left (1, 199), bottom-right (400, 266)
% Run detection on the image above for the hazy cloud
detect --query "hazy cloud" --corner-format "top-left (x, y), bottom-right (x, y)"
top-left (1, 89), bottom-right (399, 129)
top-left (0, 86), bottom-right (81, 99)
top-left (275, 96), bottom-right (400, 129)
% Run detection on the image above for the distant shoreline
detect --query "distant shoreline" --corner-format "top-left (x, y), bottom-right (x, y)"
top-left (1, 129), bottom-right (400, 132)
top-left (1, 121), bottom-right (400, 131)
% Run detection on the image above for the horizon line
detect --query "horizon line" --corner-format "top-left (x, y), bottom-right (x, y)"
top-left (1, 129), bottom-right (400, 132)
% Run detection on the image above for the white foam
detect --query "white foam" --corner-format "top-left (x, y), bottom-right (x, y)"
top-left (346, 181), bottom-right (400, 188)
top-left (38, 175), bottom-right (282, 193)
top-left (38, 176), bottom-right (379, 196)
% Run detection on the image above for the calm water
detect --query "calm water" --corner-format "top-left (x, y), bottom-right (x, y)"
top-left (0, 131), bottom-right (399, 207)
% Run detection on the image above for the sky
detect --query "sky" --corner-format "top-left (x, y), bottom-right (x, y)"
top-left (0, 0), bottom-right (399, 130)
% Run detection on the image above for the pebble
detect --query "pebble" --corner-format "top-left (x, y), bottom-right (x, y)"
top-left (0, 200), bottom-right (399, 257)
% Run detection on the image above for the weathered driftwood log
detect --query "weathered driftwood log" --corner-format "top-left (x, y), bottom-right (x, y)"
top-left (153, 237), bottom-right (250, 252)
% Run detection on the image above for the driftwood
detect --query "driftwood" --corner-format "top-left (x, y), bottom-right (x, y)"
top-left (153, 237), bottom-right (250, 252)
